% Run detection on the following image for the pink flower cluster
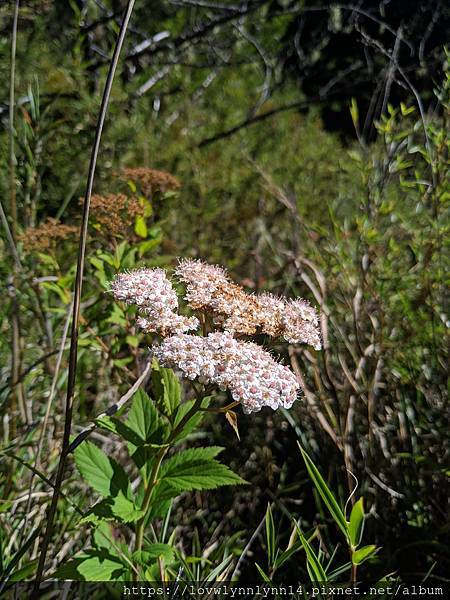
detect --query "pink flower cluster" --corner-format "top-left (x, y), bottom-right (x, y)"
top-left (110, 260), bottom-right (322, 413)
top-left (176, 259), bottom-right (321, 349)
top-left (110, 268), bottom-right (198, 336)
top-left (153, 332), bottom-right (299, 414)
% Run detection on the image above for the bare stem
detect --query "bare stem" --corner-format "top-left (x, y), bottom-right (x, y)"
top-left (9, 0), bottom-right (25, 435)
top-left (32, 1), bottom-right (136, 592)
top-left (350, 547), bottom-right (357, 584)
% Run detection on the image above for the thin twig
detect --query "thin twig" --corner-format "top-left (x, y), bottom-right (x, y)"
top-left (32, 1), bottom-right (136, 591)
top-left (67, 358), bottom-right (151, 454)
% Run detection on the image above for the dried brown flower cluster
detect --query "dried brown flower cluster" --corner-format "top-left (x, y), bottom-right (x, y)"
top-left (118, 167), bottom-right (181, 197)
top-left (19, 218), bottom-right (77, 253)
top-left (87, 193), bottom-right (144, 237)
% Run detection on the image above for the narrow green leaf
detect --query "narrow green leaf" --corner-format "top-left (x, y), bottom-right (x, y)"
top-left (299, 444), bottom-right (348, 538)
top-left (9, 561), bottom-right (37, 582)
top-left (352, 545), bottom-right (378, 565)
top-left (74, 441), bottom-right (131, 499)
top-left (299, 532), bottom-right (328, 582)
top-left (134, 215), bottom-right (148, 238)
top-left (255, 563), bottom-right (272, 583)
top-left (265, 504), bottom-right (276, 567)
top-left (274, 540), bottom-right (304, 570)
top-left (348, 498), bottom-right (365, 547)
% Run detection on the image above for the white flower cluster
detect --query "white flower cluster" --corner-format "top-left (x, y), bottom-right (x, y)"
top-left (110, 268), bottom-right (198, 336)
top-left (176, 259), bottom-right (321, 349)
top-left (153, 331), bottom-right (299, 414)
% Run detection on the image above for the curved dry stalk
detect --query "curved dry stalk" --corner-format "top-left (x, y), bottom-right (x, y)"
top-left (32, 1), bottom-right (136, 591)
top-left (67, 358), bottom-right (151, 454)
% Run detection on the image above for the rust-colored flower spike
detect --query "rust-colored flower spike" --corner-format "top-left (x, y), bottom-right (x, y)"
top-left (19, 218), bottom-right (78, 253)
top-left (87, 193), bottom-right (143, 237)
top-left (118, 167), bottom-right (181, 197)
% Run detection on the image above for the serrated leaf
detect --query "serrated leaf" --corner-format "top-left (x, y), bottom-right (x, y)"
top-left (74, 441), bottom-right (131, 499)
top-left (352, 545), bottom-right (378, 565)
top-left (156, 447), bottom-right (246, 497)
top-left (152, 361), bottom-right (181, 418)
top-left (125, 389), bottom-right (165, 445)
top-left (95, 416), bottom-right (146, 447)
top-left (81, 494), bottom-right (145, 524)
top-left (299, 444), bottom-right (348, 539)
top-left (348, 498), bottom-right (365, 548)
top-left (53, 550), bottom-right (126, 581)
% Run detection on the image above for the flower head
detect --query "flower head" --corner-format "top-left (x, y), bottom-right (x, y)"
top-left (19, 218), bottom-right (77, 253)
top-left (154, 331), bottom-right (300, 414)
top-left (176, 258), bottom-right (321, 348)
top-left (118, 167), bottom-right (181, 197)
top-left (110, 268), bottom-right (198, 336)
top-left (281, 299), bottom-right (322, 350)
top-left (175, 258), bottom-right (229, 310)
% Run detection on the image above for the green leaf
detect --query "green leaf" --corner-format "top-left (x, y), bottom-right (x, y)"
top-left (348, 498), bottom-right (365, 548)
top-left (172, 397), bottom-right (210, 443)
top-left (96, 416), bottom-right (146, 448)
top-left (152, 360), bottom-right (181, 418)
top-left (299, 444), bottom-right (348, 539)
top-left (9, 561), bottom-right (37, 582)
top-left (89, 257), bottom-right (105, 272)
top-left (274, 540), bottom-right (304, 570)
top-left (352, 545), bottom-right (378, 565)
top-left (81, 494), bottom-right (145, 524)
top-left (299, 532), bottom-right (328, 582)
top-left (106, 304), bottom-right (126, 326)
top-left (53, 550), bottom-right (126, 581)
top-left (125, 389), bottom-right (165, 445)
top-left (74, 441), bottom-right (131, 499)
top-left (265, 504), bottom-right (276, 567)
top-left (156, 447), bottom-right (246, 498)
top-left (134, 215), bottom-right (148, 238)
top-left (133, 544), bottom-right (174, 564)
top-left (255, 563), bottom-right (272, 583)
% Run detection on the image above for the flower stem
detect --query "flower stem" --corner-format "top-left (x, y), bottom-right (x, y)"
top-left (133, 395), bottom-right (205, 574)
